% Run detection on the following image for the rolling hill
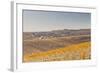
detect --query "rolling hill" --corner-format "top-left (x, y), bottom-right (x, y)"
top-left (23, 42), bottom-right (91, 62)
top-left (23, 29), bottom-right (91, 62)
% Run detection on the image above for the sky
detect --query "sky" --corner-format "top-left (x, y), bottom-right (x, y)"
top-left (23, 10), bottom-right (91, 32)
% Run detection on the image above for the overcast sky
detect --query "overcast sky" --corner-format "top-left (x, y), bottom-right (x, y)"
top-left (23, 10), bottom-right (91, 32)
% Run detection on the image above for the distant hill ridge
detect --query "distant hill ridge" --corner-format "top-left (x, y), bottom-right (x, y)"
top-left (23, 29), bottom-right (90, 39)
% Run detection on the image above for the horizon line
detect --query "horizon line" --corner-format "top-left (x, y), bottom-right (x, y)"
top-left (23, 28), bottom-right (91, 32)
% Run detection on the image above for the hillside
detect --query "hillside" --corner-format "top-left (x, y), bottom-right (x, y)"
top-left (23, 29), bottom-right (91, 62)
top-left (23, 42), bottom-right (90, 62)
top-left (23, 29), bottom-right (90, 40)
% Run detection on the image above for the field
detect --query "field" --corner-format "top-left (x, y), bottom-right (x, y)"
top-left (23, 29), bottom-right (91, 62)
